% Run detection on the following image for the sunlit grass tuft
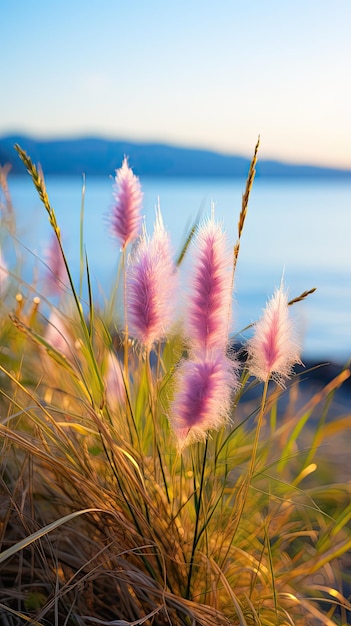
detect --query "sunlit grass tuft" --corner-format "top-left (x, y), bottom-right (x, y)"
top-left (0, 145), bottom-right (350, 625)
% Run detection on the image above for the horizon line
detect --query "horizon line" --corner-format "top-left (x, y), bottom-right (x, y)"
top-left (1, 131), bottom-right (351, 174)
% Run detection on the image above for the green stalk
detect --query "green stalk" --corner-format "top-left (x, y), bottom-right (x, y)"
top-left (145, 351), bottom-right (170, 503)
top-left (122, 248), bottom-right (129, 385)
top-left (186, 437), bottom-right (209, 600)
top-left (231, 377), bottom-right (269, 543)
top-left (14, 145), bottom-right (105, 406)
top-left (79, 174), bottom-right (86, 299)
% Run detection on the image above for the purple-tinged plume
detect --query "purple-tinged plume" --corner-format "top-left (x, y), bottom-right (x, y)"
top-left (104, 350), bottom-right (125, 411)
top-left (126, 207), bottom-right (177, 349)
top-left (44, 233), bottom-right (67, 296)
top-left (44, 310), bottom-right (72, 360)
top-left (186, 214), bottom-right (233, 352)
top-left (111, 157), bottom-right (143, 249)
top-left (246, 284), bottom-right (302, 386)
top-left (169, 349), bottom-right (238, 449)
top-left (0, 247), bottom-right (8, 293)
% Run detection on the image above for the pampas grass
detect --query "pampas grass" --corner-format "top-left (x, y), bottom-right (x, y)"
top-left (111, 156), bottom-right (143, 250)
top-left (0, 141), bottom-right (350, 626)
top-left (186, 212), bottom-right (233, 352)
top-left (169, 349), bottom-right (238, 449)
top-left (247, 283), bottom-right (302, 386)
top-left (126, 206), bottom-right (178, 349)
top-left (43, 232), bottom-right (68, 296)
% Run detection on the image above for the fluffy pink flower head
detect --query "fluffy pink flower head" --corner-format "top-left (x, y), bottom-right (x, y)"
top-left (44, 233), bottom-right (67, 296)
top-left (126, 207), bottom-right (178, 349)
top-left (187, 213), bottom-right (233, 352)
top-left (104, 350), bottom-right (126, 411)
top-left (111, 157), bottom-right (143, 249)
top-left (169, 349), bottom-right (238, 449)
top-left (0, 247), bottom-right (8, 293)
top-left (246, 284), bottom-right (302, 386)
top-left (44, 310), bottom-right (72, 360)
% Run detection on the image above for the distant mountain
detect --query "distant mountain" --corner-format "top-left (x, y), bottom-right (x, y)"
top-left (1, 134), bottom-right (351, 179)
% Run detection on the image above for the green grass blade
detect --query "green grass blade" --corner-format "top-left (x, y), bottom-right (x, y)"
top-left (0, 508), bottom-right (102, 564)
top-left (79, 173), bottom-right (86, 298)
top-left (0, 603), bottom-right (43, 625)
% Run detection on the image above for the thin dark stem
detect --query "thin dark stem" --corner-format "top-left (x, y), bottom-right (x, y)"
top-left (122, 249), bottom-right (129, 385)
top-left (231, 377), bottom-right (269, 545)
top-left (186, 437), bottom-right (209, 599)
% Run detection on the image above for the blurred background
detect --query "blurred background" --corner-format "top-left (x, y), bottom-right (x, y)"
top-left (2, 0), bottom-right (351, 167)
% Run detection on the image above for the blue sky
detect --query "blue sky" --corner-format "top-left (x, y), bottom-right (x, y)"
top-left (2, 0), bottom-right (351, 168)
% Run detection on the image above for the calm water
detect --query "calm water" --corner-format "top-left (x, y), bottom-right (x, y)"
top-left (2, 174), bottom-right (351, 364)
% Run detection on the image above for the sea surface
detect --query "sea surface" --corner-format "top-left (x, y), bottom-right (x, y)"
top-left (2, 174), bottom-right (351, 364)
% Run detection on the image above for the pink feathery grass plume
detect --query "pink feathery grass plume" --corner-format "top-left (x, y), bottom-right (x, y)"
top-left (186, 213), bottom-right (233, 352)
top-left (126, 207), bottom-right (178, 349)
top-left (0, 246), bottom-right (8, 293)
top-left (104, 350), bottom-right (125, 410)
top-left (44, 310), bottom-right (72, 360)
top-left (110, 157), bottom-right (143, 250)
top-left (169, 350), bottom-right (238, 449)
top-left (246, 284), bottom-right (302, 386)
top-left (44, 233), bottom-right (67, 296)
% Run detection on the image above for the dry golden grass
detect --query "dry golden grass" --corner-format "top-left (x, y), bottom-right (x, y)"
top-left (0, 147), bottom-right (350, 625)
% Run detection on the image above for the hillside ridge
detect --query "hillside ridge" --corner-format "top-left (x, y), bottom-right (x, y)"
top-left (1, 134), bottom-right (351, 178)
